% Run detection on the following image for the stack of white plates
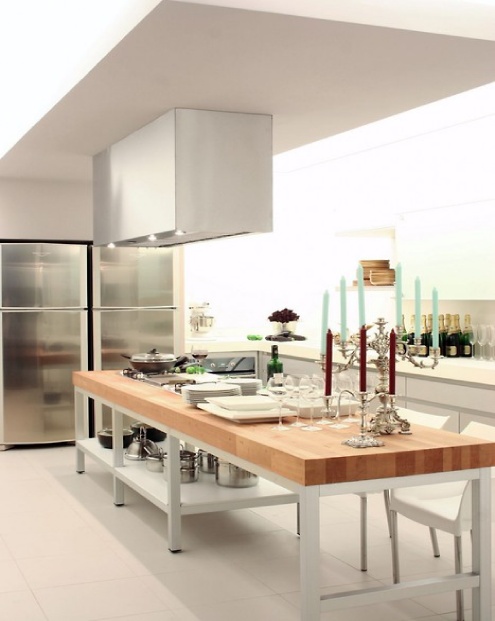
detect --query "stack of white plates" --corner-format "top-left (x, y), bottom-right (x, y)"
top-left (182, 382), bottom-right (241, 407)
top-left (223, 378), bottom-right (263, 396)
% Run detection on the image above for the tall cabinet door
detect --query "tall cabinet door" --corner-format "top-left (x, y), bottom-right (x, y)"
top-left (0, 310), bottom-right (87, 444)
top-left (1, 243), bottom-right (87, 308)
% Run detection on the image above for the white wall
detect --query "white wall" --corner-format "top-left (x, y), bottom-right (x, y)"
top-left (0, 178), bottom-right (92, 240)
top-left (184, 87), bottom-right (495, 341)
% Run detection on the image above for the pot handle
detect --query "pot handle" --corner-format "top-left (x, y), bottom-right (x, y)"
top-left (121, 354), bottom-right (132, 360)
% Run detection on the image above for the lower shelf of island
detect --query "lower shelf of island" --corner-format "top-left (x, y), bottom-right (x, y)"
top-left (77, 438), bottom-right (298, 515)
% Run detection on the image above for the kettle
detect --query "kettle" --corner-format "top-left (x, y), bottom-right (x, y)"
top-left (125, 425), bottom-right (158, 461)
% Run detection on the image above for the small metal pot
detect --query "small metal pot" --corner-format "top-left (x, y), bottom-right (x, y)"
top-left (145, 451), bottom-right (164, 473)
top-left (122, 348), bottom-right (178, 373)
top-left (215, 459), bottom-right (259, 488)
top-left (197, 449), bottom-right (216, 474)
top-left (163, 450), bottom-right (198, 483)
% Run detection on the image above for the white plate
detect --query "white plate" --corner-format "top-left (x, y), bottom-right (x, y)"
top-left (206, 395), bottom-right (278, 411)
top-left (198, 402), bottom-right (290, 423)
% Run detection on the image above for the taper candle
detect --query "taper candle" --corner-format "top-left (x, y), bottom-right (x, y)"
top-left (359, 326), bottom-right (367, 392)
top-left (395, 263), bottom-right (402, 328)
top-left (357, 265), bottom-right (365, 328)
top-left (320, 290), bottom-right (329, 354)
top-left (414, 277), bottom-right (421, 339)
top-left (325, 330), bottom-right (333, 396)
top-left (340, 277), bottom-right (347, 342)
top-left (389, 329), bottom-right (396, 394)
top-left (432, 287), bottom-right (439, 349)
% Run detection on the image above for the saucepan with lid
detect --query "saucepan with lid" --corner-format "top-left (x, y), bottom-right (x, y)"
top-left (121, 348), bottom-right (178, 373)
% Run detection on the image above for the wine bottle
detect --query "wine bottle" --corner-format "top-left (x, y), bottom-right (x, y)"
top-left (407, 314), bottom-right (416, 345)
top-left (267, 344), bottom-right (283, 380)
top-left (461, 314), bottom-right (474, 358)
top-left (419, 314), bottom-right (428, 356)
top-left (427, 313), bottom-right (433, 353)
top-left (445, 314), bottom-right (461, 358)
top-left (439, 314), bottom-right (447, 357)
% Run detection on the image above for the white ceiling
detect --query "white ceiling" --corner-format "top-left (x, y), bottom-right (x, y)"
top-left (1, 0), bottom-right (495, 182)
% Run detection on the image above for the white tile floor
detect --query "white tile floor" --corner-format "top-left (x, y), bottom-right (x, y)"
top-left (0, 444), bottom-right (493, 621)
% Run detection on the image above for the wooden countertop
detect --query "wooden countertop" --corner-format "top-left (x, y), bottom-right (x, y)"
top-left (73, 370), bottom-right (495, 487)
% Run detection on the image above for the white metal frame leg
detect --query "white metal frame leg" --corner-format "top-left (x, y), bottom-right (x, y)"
top-left (471, 468), bottom-right (491, 621)
top-left (75, 390), bottom-right (88, 474)
top-left (111, 408), bottom-right (125, 506)
top-left (299, 485), bottom-right (320, 620)
top-left (167, 434), bottom-right (182, 552)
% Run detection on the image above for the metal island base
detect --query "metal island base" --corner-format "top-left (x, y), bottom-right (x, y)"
top-left (73, 371), bottom-right (495, 620)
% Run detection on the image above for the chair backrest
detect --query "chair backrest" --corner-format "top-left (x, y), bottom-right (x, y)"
top-left (462, 421), bottom-right (495, 442)
top-left (456, 421), bottom-right (495, 533)
top-left (405, 410), bottom-right (449, 429)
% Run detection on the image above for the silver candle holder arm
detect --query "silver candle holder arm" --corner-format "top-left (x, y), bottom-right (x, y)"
top-left (318, 317), bottom-right (441, 444)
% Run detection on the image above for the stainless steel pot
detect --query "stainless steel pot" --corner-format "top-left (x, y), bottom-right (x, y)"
top-left (197, 449), bottom-right (216, 474)
top-left (131, 422), bottom-right (166, 443)
top-left (215, 459), bottom-right (259, 488)
top-left (163, 450), bottom-right (198, 483)
top-left (145, 450), bottom-right (164, 472)
top-left (122, 348), bottom-right (178, 373)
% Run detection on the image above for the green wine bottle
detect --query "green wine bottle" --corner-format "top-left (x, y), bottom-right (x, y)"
top-left (267, 345), bottom-right (283, 380)
top-left (461, 314), bottom-right (473, 358)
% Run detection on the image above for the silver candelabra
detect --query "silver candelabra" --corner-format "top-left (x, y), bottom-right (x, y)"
top-left (319, 317), bottom-right (441, 447)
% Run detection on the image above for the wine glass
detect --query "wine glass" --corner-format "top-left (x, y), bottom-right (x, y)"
top-left (266, 375), bottom-right (291, 431)
top-left (335, 373), bottom-right (359, 425)
top-left (301, 375), bottom-right (323, 432)
top-left (190, 344), bottom-right (209, 367)
top-left (487, 325), bottom-right (495, 361)
top-left (477, 324), bottom-right (488, 360)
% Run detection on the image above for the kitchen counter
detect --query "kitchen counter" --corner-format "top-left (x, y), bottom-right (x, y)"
top-left (73, 370), bottom-right (495, 620)
top-left (186, 337), bottom-right (495, 388)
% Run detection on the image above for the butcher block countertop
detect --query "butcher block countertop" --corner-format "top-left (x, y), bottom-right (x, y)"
top-left (73, 370), bottom-right (495, 487)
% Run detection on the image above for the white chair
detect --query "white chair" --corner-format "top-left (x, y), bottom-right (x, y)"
top-left (358, 411), bottom-right (449, 571)
top-left (389, 421), bottom-right (495, 621)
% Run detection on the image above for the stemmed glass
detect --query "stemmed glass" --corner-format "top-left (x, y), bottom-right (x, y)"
top-left (190, 344), bottom-right (209, 367)
top-left (335, 373), bottom-right (359, 425)
top-left (301, 375), bottom-right (323, 432)
top-left (476, 324), bottom-right (488, 360)
top-left (487, 325), bottom-right (495, 361)
top-left (266, 375), bottom-right (291, 431)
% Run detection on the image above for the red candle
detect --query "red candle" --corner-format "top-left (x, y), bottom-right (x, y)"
top-left (389, 329), bottom-right (396, 395)
top-left (359, 325), bottom-right (367, 392)
top-left (325, 330), bottom-right (333, 396)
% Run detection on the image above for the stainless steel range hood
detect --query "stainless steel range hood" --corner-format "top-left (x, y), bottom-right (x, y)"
top-left (93, 109), bottom-right (272, 247)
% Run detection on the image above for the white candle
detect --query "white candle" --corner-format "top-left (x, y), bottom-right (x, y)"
top-left (432, 287), bottom-right (439, 349)
top-left (415, 277), bottom-right (421, 339)
top-left (340, 277), bottom-right (347, 342)
top-left (357, 265), bottom-right (365, 327)
top-left (395, 263), bottom-right (402, 328)
top-left (320, 290), bottom-right (329, 354)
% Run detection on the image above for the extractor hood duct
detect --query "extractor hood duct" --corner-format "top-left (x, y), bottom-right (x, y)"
top-left (93, 108), bottom-right (273, 247)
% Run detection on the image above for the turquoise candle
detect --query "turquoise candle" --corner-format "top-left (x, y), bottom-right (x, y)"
top-left (340, 277), bottom-right (347, 341)
top-left (415, 277), bottom-right (421, 338)
top-left (432, 287), bottom-right (439, 349)
top-left (320, 290), bottom-right (329, 353)
top-left (357, 265), bottom-right (365, 327)
top-left (395, 263), bottom-right (402, 328)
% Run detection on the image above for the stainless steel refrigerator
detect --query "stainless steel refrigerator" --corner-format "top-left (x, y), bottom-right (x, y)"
top-left (92, 246), bottom-right (183, 430)
top-left (0, 243), bottom-right (88, 446)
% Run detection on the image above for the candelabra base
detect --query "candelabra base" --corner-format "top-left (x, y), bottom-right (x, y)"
top-left (342, 435), bottom-right (385, 449)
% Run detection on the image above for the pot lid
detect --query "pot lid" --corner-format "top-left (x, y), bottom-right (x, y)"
top-left (130, 348), bottom-right (176, 362)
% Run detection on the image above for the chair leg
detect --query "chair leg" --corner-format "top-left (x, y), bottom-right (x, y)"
top-left (390, 509), bottom-right (400, 583)
top-left (454, 535), bottom-right (464, 621)
top-left (383, 489), bottom-right (392, 537)
top-left (429, 527), bottom-right (440, 557)
top-left (360, 494), bottom-right (367, 571)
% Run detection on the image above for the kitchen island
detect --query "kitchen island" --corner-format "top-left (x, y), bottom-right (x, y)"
top-left (73, 370), bottom-right (495, 620)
